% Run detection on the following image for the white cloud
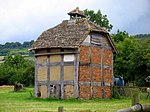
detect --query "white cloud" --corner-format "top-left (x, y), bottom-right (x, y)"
top-left (0, 0), bottom-right (150, 44)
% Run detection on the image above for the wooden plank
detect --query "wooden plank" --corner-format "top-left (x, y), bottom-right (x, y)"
top-left (35, 51), bottom-right (78, 56)
top-left (37, 81), bottom-right (48, 85)
top-left (104, 82), bottom-right (111, 86)
top-left (49, 80), bottom-right (74, 85)
top-left (34, 57), bottom-right (38, 97)
top-left (80, 63), bottom-right (112, 68)
top-left (89, 46), bottom-right (93, 98)
top-left (64, 62), bottom-right (74, 66)
top-left (79, 82), bottom-right (91, 85)
top-left (93, 82), bottom-right (102, 86)
top-left (64, 80), bottom-right (74, 85)
top-left (103, 65), bottom-right (113, 69)
top-left (101, 48), bottom-right (105, 98)
top-left (117, 104), bottom-right (150, 112)
top-left (37, 64), bottom-right (47, 67)
top-left (58, 106), bottom-right (64, 112)
top-left (49, 62), bottom-right (75, 66)
top-left (50, 81), bottom-right (61, 85)
top-left (74, 53), bottom-right (79, 98)
top-left (50, 62), bottom-right (60, 66)
top-left (47, 55), bottom-right (50, 97)
top-left (79, 81), bottom-right (103, 86)
top-left (60, 54), bottom-right (64, 99)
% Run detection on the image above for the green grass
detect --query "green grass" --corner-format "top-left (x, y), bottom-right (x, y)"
top-left (0, 88), bottom-right (149, 112)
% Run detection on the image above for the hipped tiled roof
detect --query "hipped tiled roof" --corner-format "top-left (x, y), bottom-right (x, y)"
top-left (31, 18), bottom-right (117, 53)
top-left (32, 19), bottom-right (107, 49)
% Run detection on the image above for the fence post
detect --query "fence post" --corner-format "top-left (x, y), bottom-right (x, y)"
top-left (132, 88), bottom-right (140, 106)
top-left (58, 106), bottom-right (63, 112)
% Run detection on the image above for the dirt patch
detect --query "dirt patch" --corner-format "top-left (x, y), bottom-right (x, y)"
top-left (0, 85), bottom-right (14, 88)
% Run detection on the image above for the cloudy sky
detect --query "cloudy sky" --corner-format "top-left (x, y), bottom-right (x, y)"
top-left (0, 0), bottom-right (150, 44)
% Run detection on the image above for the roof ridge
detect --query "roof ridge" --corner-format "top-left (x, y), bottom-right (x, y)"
top-left (87, 20), bottom-right (108, 33)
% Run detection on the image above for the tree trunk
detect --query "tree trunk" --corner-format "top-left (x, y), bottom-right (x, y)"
top-left (117, 104), bottom-right (150, 112)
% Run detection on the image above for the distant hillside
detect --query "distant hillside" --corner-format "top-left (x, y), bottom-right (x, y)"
top-left (0, 40), bottom-right (35, 63)
top-left (134, 34), bottom-right (150, 38)
top-left (0, 40), bottom-right (34, 56)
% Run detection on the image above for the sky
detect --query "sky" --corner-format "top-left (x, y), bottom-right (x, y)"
top-left (0, 0), bottom-right (150, 44)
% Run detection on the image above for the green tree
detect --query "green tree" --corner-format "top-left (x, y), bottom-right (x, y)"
top-left (113, 31), bottom-right (150, 86)
top-left (111, 30), bottom-right (129, 43)
top-left (129, 38), bottom-right (150, 86)
top-left (114, 36), bottom-right (137, 83)
top-left (84, 9), bottom-right (113, 31)
top-left (0, 54), bottom-right (34, 86)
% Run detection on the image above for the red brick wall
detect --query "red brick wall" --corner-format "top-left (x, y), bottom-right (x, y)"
top-left (93, 86), bottom-right (102, 98)
top-left (79, 46), bottom-right (90, 63)
top-left (79, 84), bottom-right (91, 99)
top-left (92, 66), bottom-right (102, 82)
top-left (103, 49), bottom-right (112, 66)
top-left (104, 68), bottom-right (112, 83)
top-left (79, 66), bottom-right (90, 82)
top-left (91, 47), bottom-right (101, 64)
top-left (104, 86), bottom-right (112, 98)
top-left (79, 45), bottom-right (113, 99)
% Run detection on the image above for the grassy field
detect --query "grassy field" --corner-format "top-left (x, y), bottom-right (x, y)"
top-left (0, 88), bottom-right (149, 112)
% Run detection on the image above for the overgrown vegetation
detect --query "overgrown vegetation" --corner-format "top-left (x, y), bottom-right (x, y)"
top-left (0, 55), bottom-right (34, 86)
top-left (112, 30), bottom-right (150, 86)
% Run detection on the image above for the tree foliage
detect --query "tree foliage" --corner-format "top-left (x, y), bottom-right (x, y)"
top-left (84, 9), bottom-right (113, 31)
top-left (112, 31), bottom-right (150, 86)
top-left (135, 34), bottom-right (150, 38)
top-left (0, 54), bottom-right (34, 86)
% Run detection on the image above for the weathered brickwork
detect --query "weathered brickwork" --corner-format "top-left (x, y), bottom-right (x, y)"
top-left (92, 66), bottom-right (102, 82)
top-left (64, 85), bottom-right (74, 99)
top-left (103, 49), bottom-right (112, 66)
top-left (79, 45), bottom-right (113, 99)
top-left (104, 68), bottom-right (112, 83)
top-left (79, 66), bottom-right (90, 82)
top-left (79, 84), bottom-right (91, 99)
top-left (104, 86), bottom-right (111, 98)
top-left (93, 86), bottom-right (102, 98)
top-left (91, 47), bottom-right (101, 64)
top-left (79, 45), bottom-right (90, 63)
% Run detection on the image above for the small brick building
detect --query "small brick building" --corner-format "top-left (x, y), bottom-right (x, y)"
top-left (31, 7), bottom-right (117, 99)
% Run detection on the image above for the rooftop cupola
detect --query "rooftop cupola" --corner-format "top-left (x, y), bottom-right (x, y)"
top-left (68, 7), bottom-right (86, 20)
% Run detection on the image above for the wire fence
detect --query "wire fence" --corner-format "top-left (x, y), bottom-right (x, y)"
top-left (112, 86), bottom-right (149, 99)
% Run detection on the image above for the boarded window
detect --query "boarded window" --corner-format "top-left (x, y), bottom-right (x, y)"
top-left (91, 34), bottom-right (102, 45)
top-left (64, 55), bottom-right (75, 62)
